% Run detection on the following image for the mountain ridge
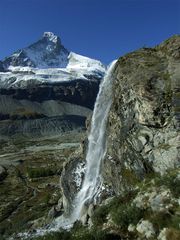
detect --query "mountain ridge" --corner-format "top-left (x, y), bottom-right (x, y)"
top-left (1, 32), bottom-right (105, 72)
top-left (0, 32), bottom-right (106, 90)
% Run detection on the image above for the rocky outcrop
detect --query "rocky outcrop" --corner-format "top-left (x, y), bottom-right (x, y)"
top-left (61, 157), bottom-right (85, 215)
top-left (103, 35), bottom-right (180, 194)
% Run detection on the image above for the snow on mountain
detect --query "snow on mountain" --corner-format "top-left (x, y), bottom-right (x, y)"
top-left (2, 32), bottom-right (69, 69)
top-left (67, 52), bottom-right (105, 71)
top-left (0, 32), bottom-right (106, 88)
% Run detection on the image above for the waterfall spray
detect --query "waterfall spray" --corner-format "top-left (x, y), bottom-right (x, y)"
top-left (71, 60), bottom-right (117, 221)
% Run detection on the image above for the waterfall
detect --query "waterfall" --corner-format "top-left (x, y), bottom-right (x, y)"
top-left (47, 60), bottom-right (117, 231)
top-left (71, 60), bottom-right (117, 221)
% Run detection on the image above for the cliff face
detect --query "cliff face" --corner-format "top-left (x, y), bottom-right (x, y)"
top-left (103, 35), bottom-right (180, 194)
top-left (59, 36), bottom-right (180, 218)
top-left (71, 36), bottom-right (180, 240)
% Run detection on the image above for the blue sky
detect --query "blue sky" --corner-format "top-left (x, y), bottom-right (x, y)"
top-left (0, 0), bottom-right (179, 64)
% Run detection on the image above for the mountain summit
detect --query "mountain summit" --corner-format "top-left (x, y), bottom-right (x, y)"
top-left (2, 32), bottom-right (69, 69)
top-left (0, 32), bottom-right (106, 88)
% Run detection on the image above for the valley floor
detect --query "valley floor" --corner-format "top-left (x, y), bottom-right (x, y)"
top-left (0, 131), bottom-right (85, 239)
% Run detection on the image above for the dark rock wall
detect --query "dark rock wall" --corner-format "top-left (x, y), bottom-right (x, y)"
top-left (0, 78), bottom-right (100, 137)
top-left (0, 79), bottom-right (100, 109)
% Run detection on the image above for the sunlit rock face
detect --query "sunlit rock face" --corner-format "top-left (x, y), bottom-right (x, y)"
top-left (103, 35), bottom-right (180, 194)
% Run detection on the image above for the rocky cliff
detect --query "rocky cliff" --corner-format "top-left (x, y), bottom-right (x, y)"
top-left (57, 35), bottom-right (180, 240)
top-left (90, 35), bottom-right (180, 240)
top-left (103, 35), bottom-right (179, 193)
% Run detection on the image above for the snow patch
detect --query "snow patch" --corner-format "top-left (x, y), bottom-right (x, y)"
top-left (67, 52), bottom-right (105, 73)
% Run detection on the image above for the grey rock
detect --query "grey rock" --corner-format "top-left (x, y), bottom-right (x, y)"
top-left (48, 206), bottom-right (59, 219)
top-left (136, 220), bottom-right (155, 239)
top-left (103, 35), bottom-right (180, 194)
top-left (55, 198), bottom-right (63, 212)
top-left (60, 157), bottom-right (85, 215)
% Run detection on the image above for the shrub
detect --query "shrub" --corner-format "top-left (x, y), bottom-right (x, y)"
top-left (92, 230), bottom-right (121, 240)
top-left (155, 171), bottom-right (180, 198)
top-left (72, 229), bottom-right (94, 240)
top-left (91, 204), bottom-right (109, 226)
top-left (111, 203), bottom-right (143, 228)
top-left (32, 230), bottom-right (71, 240)
top-left (150, 206), bottom-right (180, 231)
top-left (166, 228), bottom-right (180, 240)
top-left (92, 192), bottom-right (138, 228)
top-left (27, 167), bottom-right (55, 178)
top-left (150, 211), bottom-right (172, 230)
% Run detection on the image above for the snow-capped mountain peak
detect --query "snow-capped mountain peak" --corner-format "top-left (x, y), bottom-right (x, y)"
top-left (2, 32), bottom-right (69, 69)
top-left (0, 32), bottom-right (106, 88)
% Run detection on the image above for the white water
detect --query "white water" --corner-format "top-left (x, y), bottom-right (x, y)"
top-left (70, 60), bottom-right (117, 221)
